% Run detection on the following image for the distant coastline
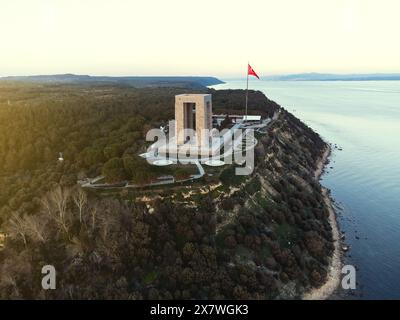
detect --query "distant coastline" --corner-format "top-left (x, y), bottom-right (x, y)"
top-left (0, 74), bottom-right (224, 89)
top-left (262, 73), bottom-right (400, 81)
top-left (218, 73), bottom-right (400, 82)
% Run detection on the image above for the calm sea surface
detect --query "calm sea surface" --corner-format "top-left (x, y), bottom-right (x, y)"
top-left (211, 80), bottom-right (400, 299)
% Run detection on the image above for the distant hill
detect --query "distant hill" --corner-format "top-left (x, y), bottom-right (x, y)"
top-left (265, 73), bottom-right (400, 81)
top-left (0, 74), bottom-right (224, 89)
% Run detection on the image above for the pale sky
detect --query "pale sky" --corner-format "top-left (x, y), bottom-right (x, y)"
top-left (0, 0), bottom-right (399, 77)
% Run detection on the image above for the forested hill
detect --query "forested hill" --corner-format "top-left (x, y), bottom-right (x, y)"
top-left (0, 74), bottom-right (224, 89)
top-left (0, 83), bottom-right (332, 299)
top-left (0, 82), bottom-right (278, 225)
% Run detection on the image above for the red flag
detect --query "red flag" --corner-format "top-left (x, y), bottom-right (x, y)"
top-left (248, 64), bottom-right (260, 79)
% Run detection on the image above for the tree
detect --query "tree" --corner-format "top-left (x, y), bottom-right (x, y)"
top-left (102, 158), bottom-right (127, 183)
top-left (73, 188), bottom-right (87, 224)
top-left (219, 115), bottom-right (232, 130)
top-left (40, 186), bottom-right (71, 237)
top-left (7, 213), bottom-right (28, 246)
top-left (103, 144), bottom-right (123, 160)
top-left (81, 147), bottom-right (105, 168)
top-left (123, 155), bottom-right (155, 185)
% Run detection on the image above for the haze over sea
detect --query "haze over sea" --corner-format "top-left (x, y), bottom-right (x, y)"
top-left (211, 80), bottom-right (400, 299)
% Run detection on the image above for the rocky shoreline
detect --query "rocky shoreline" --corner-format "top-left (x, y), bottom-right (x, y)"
top-left (303, 144), bottom-right (342, 300)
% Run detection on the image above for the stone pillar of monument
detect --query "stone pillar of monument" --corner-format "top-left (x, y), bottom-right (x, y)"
top-left (175, 94), bottom-right (212, 147)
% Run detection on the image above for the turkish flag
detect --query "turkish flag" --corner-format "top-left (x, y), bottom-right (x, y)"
top-left (248, 64), bottom-right (260, 79)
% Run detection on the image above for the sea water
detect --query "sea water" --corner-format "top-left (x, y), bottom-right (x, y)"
top-left (211, 80), bottom-right (400, 299)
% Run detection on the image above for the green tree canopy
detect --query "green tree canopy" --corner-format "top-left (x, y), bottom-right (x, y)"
top-left (102, 157), bottom-right (127, 183)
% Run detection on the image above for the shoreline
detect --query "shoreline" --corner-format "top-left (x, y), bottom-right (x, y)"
top-left (303, 144), bottom-right (342, 300)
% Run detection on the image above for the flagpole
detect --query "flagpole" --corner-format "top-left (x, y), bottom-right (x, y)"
top-left (245, 64), bottom-right (249, 123)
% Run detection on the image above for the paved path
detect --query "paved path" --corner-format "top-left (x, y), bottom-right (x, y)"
top-left (81, 160), bottom-right (205, 189)
top-left (80, 114), bottom-right (278, 190)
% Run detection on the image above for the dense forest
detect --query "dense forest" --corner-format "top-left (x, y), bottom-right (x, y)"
top-left (0, 83), bottom-right (332, 299)
top-left (0, 75), bottom-right (224, 89)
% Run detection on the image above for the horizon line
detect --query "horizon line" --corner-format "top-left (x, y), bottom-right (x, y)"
top-left (2, 71), bottom-right (400, 79)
